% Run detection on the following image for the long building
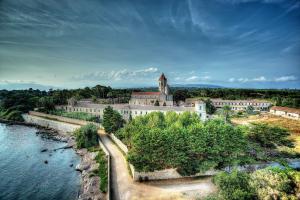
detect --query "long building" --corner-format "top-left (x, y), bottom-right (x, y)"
top-left (185, 98), bottom-right (272, 111)
top-left (270, 106), bottom-right (300, 120)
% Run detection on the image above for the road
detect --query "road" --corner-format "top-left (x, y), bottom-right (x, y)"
top-left (99, 132), bottom-right (216, 200)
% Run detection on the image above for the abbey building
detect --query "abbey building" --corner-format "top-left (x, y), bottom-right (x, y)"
top-left (129, 73), bottom-right (174, 106)
top-left (57, 73), bottom-right (207, 121)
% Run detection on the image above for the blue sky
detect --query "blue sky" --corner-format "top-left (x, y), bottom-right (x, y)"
top-left (0, 0), bottom-right (299, 89)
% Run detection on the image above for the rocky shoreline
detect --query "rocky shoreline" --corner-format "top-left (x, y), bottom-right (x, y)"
top-left (0, 119), bottom-right (105, 200)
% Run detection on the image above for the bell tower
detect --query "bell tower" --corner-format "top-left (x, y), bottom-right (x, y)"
top-left (158, 73), bottom-right (167, 94)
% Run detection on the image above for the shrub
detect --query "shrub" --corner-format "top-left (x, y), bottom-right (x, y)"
top-left (4, 110), bottom-right (24, 121)
top-left (213, 170), bottom-right (256, 200)
top-left (249, 167), bottom-right (300, 199)
top-left (95, 149), bottom-right (108, 193)
top-left (74, 124), bottom-right (98, 148)
top-left (247, 123), bottom-right (294, 149)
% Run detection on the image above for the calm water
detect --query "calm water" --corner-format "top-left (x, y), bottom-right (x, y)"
top-left (0, 123), bottom-right (81, 200)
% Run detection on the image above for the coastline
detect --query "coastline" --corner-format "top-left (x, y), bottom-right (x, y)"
top-left (0, 118), bottom-right (105, 200)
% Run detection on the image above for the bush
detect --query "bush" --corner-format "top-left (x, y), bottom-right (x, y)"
top-left (213, 170), bottom-right (255, 200)
top-left (4, 110), bottom-right (24, 121)
top-left (95, 149), bottom-right (108, 193)
top-left (74, 124), bottom-right (99, 148)
top-left (247, 123), bottom-right (294, 149)
top-left (250, 167), bottom-right (300, 199)
top-left (210, 167), bottom-right (300, 200)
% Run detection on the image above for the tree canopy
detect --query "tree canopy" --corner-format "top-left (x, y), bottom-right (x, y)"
top-left (116, 112), bottom-right (250, 175)
top-left (102, 106), bottom-right (124, 134)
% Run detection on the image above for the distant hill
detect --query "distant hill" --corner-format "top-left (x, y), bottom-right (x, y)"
top-left (171, 84), bottom-right (223, 88)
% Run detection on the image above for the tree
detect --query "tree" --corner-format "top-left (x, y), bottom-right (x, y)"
top-left (221, 105), bottom-right (231, 123)
top-left (74, 124), bottom-right (98, 148)
top-left (102, 106), bottom-right (124, 133)
top-left (163, 102), bottom-right (166, 106)
top-left (154, 100), bottom-right (159, 106)
top-left (205, 98), bottom-right (216, 114)
top-left (247, 123), bottom-right (294, 149)
top-left (246, 105), bottom-right (254, 114)
top-left (38, 96), bottom-right (55, 111)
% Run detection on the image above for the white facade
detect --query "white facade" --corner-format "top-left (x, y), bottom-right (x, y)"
top-left (270, 106), bottom-right (300, 120)
top-left (210, 99), bottom-right (272, 111)
top-left (56, 100), bottom-right (207, 121)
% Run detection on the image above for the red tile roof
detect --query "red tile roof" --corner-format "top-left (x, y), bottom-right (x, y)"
top-left (270, 106), bottom-right (300, 114)
top-left (132, 92), bottom-right (161, 96)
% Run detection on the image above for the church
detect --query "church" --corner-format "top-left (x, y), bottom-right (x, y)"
top-left (129, 73), bottom-right (174, 106)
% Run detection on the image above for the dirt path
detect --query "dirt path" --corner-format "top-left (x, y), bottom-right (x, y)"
top-left (99, 132), bottom-right (216, 200)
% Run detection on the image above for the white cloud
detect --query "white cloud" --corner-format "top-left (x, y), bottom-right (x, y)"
top-left (275, 75), bottom-right (297, 82)
top-left (228, 78), bottom-right (235, 82)
top-left (71, 67), bottom-right (160, 82)
top-left (228, 75), bottom-right (298, 83)
top-left (253, 76), bottom-right (267, 82)
top-left (186, 76), bottom-right (199, 81)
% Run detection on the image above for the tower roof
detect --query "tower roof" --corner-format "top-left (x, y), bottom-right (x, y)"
top-left (159, 73), bottom-right (167, 81)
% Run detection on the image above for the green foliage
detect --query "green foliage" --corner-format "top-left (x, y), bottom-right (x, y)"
top-left (205, 98), bottom-right (216, 114)
top-left (95, 149), bottom-right (108, 193)
top-left (50, 109), bottom-right (99, 122)
top-left (221, 105), bottom-right (232, 123)
top-left (246, 105), bottom-right (255, 114)
top-left (74, 124), bottom-right (98, 148)
top-left (247, 123), bottom-right (294, 149)
top-left (213, 170), bottom-right (255, 200)
top-left (250, 167), bottom-right (300, 199)
top-left (211, 167), bottom-right (300, 200)
top-left (117, 112), bottom-right (250, 175)
top-left (38, 96), bottom-right (55, 111)
top-left (102, 106), bottom-right (124, 134)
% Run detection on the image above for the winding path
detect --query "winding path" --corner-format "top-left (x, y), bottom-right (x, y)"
top-left (98, 132), bottom-right (216, 200)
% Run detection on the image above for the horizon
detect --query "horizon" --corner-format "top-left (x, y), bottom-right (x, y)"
top-left (0, 0), bottom-right (300, 90)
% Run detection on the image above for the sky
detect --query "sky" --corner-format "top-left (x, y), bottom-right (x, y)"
top-left (0, 0), bottom-right (299, 90)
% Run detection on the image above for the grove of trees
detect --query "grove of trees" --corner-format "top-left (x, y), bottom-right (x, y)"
top-left (74, 124), bottom-right (99, 148)
top-left (115, 111), bottom-right (297, 175)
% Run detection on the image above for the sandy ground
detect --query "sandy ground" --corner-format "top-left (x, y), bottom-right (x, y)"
top-left (232, 113), bottom-right (300, 153)
top-left (99, 132), bottom-right (217, 200)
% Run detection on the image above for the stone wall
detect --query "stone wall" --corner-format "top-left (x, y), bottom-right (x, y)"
top-left (109, 134), bottom-right (128, 154)
top-left (23, 114), bottom-right (80, 135)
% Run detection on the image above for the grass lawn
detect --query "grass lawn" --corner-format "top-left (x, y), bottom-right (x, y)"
top-left (232, 113), bottom-right (300, 153)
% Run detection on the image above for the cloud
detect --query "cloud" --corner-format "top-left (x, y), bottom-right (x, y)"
top-left (253, 76), bottom-right (267, 82)
top-left (275, 75), bottom-right (297, 82)
top-left (186, 75), bottom-right (211, 82)
top-left (186, 76), bottom-right (199, 81)
top-left (228, 75), bottom-right (298, 83)
top-left (71, 67), bottom-right (160, 82)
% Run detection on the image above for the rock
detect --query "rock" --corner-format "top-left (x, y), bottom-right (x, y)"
top-left (44, 160), bottom-right (48, 164)
top-left (70, 164), bottom-right (73, 167)
top-left (41, 148), bottom-right (48, 152)
top-left (76, 163), bottom-right (90, 172)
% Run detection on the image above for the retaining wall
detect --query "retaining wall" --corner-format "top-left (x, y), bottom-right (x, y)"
top-left (23, 114), bottom-right (80, 135)
top-left (110, 134), bottom-right (128, 154)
